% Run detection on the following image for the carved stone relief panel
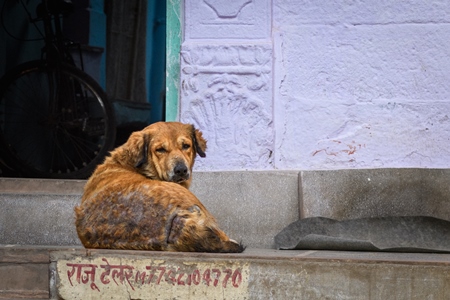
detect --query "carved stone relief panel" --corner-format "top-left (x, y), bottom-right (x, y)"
top-left (180, 43), bottom-right (274, 170)
top-left (185, 0), bottom-right (270, 39)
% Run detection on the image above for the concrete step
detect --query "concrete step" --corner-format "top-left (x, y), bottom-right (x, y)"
top-left (0, 178), bottom-right (84, 247)
top-left (1, 245), bottom-right (449, 299)
top-left (0, 245), bottom-right (72, 299)
top-left (1, 169), bottom-right (450, 249)
top-left (1, 170), bottom-right (450, 299)
top-left (0, 172), bottom-right (300, 249)
top-left (299, 168), bottom-right (450, 221)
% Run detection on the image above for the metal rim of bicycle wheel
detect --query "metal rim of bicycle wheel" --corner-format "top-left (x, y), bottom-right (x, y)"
top-left (0, 60), bottom-right (116, 179)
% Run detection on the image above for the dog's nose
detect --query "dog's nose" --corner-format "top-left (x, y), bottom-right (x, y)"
top-left (174, 163), bottom-right (188, 177)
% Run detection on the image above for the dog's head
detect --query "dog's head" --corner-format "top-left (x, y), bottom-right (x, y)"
top-left (113, 122), bottom-right (206, 189)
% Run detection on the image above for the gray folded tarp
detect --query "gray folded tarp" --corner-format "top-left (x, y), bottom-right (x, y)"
top-left (274, 216), bottom-right (450, 253)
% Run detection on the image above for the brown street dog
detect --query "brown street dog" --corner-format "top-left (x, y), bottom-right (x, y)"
top-left (75, 122), bottom-right (244, 253)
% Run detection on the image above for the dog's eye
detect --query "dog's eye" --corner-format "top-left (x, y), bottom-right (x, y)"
top-left (156, 147), bottom-right (166, 153)
top-left (182, 143), bottom-right (190, 150)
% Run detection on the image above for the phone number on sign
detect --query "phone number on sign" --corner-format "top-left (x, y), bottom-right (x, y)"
top-left (140, 265), bottom-right (243, 288)
top-left (66, 258), bottom-right (244, 292)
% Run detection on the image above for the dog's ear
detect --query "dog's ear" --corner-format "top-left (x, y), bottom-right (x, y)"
top-left (191, 125), bottom-right (207, 158)
top-left (135, 134), bottom-right (149, 168)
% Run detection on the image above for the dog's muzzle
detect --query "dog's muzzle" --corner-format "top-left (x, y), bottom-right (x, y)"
top-left (170, 162), bottom-right (190, 183)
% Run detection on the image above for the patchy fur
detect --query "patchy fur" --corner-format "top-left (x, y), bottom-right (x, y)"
top-left (75, 122), bottom-right (244, 253)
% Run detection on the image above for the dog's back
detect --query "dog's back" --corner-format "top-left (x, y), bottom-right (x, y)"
top-left (76, 167), bottom-right (243, 252)
top-left (75, 122), bottom-right (244, 253)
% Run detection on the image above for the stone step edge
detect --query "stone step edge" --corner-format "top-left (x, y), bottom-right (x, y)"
top-left (2, 245), bottom-right (449, 266)
top-left (0, 178), bottom-right (85, 195)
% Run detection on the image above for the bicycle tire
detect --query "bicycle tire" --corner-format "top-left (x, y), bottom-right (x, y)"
top-left (0, 60), bottom-right (116, 179)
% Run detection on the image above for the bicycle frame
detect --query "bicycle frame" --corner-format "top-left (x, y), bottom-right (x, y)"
top-left (36, 0), bottom-right (82, 68)
top-left (0, 0), bottom-right (116, 179)
top-left (35, 0), bottom-right (89, 116)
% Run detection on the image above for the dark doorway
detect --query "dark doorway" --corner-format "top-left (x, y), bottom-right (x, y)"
top-left (0, 0), bottom-right (166, 178)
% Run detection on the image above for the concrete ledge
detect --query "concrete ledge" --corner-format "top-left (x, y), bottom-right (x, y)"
top-left (2, 168), bottom-right (449, 249)
top-left (0, 194), bottom-right (81, 246)
top-left (49, 248), bottom-right (450, 300)
top-left (0, 178), bottom-right (85, 195)
top-left (3, 246), bottom-right (449, 300)
top-left (0, 245), bottom-right (80, 299)
top-left (0, 176), bottom-right (85, 246)
top-left (300, 168), bottom-right (450, 221)
top-left (190, 171), bottom-right (300, 248)
top-left (0, 171), bottom-right (300, 248)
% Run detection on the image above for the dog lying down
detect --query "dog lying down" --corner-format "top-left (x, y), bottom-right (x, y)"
top-left (75, 122), bottom-right (244, 253)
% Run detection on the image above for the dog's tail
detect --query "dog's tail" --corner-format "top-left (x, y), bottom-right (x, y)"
top-left (220, 239), bottom-right (246, 253)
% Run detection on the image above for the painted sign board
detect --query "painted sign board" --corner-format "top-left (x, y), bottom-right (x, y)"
top-left (51, 249), bottom-right (450, 299)
top-left (55, 255), bottom-right (249, 299)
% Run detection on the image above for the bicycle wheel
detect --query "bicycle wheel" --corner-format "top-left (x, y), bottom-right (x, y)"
top-left (0, 60), bottom-right (116, 179)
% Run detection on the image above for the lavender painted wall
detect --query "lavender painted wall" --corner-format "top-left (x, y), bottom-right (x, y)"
top-left (180, 0), bottom-right (450, 171)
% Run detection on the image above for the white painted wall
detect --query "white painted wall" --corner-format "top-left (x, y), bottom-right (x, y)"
top-left (180, 0), bottom-right (450, 171)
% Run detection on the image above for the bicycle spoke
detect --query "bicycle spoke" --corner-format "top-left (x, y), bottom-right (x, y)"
top-left (0, 61), bottom-right (115, 178)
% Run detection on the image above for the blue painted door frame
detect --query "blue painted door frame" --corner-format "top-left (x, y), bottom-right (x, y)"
top-left (88, 0), bottom-right (166, 123)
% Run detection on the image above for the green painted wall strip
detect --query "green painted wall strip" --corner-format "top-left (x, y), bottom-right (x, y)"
top-left (165, 0), bottom-right (182, 121)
